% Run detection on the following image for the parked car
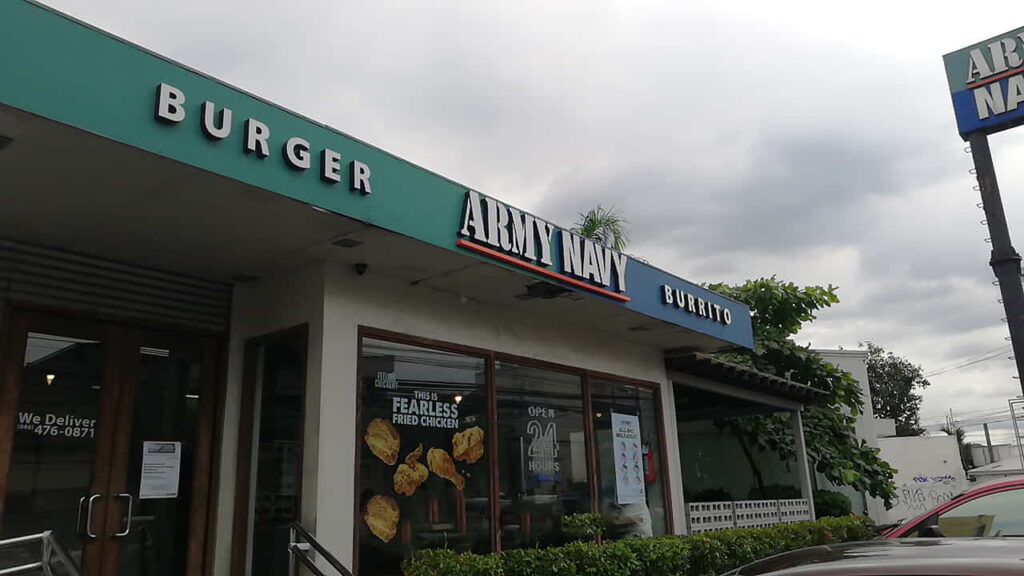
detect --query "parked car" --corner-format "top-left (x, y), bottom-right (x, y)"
top-left (720, 539), bottom-right (1023, 575)
top-left (880, 475), bottom-right (1024, 538)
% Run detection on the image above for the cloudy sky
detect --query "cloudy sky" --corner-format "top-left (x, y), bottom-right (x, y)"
top-left (37, 0), bottom-right (1024, 442)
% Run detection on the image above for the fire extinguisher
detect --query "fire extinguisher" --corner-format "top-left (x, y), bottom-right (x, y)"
top-left (642, 443), bottom-right (656, 484)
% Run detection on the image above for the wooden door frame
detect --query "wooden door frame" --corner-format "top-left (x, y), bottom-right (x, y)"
top-left (0, 309), bottom-right (120, 575)
top-left (229, 325), bottom-right (309, 576)
top-left (0, 307), bottom-right (223, 576)
top-left (0, 303), bottom-right (25, 524)
top-left (97, 327), bottom-right (221, 575)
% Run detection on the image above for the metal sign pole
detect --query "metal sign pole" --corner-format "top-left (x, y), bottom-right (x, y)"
top-left (969, 132), bottom-right (1024, 396)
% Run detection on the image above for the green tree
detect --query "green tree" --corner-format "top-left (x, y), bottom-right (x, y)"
top-left (707, 278), bottom-right (897, 507)
top-left (572, 205), bottom-right (630, 251)
top-left (862, 342), bottom-right (930, 436)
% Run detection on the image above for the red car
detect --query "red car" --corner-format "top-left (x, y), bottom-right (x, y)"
top-left (880, 475), bottom-right (1024, 538)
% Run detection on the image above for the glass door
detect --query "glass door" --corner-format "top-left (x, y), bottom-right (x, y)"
top-left (0, 312), bottom-right (118, 575)
top-left (101, 330), bottom-right (216, 576)
top-left (0, 311), bottom-right (219, 576)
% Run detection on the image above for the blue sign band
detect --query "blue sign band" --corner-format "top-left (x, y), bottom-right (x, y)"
top-left (950, 74), bottom-right (1024, 137)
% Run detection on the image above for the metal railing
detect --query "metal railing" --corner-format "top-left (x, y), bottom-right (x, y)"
top-left (288, 523), bottom-right (353, 576)
top-left (0, 531), bottom-right (79, 576)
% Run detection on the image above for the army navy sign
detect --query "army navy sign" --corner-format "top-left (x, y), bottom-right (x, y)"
top-left (944, 27), bottom-right (1024, 137)
top-left (457, 190), bottom-right (630, 302)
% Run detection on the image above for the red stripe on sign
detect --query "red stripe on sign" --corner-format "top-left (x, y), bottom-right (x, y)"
top-left (967, 65), bottom-right (1024, 90)
top-left (456, 239), bottom-right (631, 303)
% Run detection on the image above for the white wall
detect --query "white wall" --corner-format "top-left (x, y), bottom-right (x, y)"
top-left (214, 259), bottom-right (686, 572)
top-left (971, 443), bottom-right (1021, 467)
top-left (875, 418), bottom-right (896, 438)
top-left (316, 263), bottom-right (683, 565)
top-left (815, 350), bottom-right (877, 445)
top-left (876, 436), bottom-right (967, 525)
top-left (813, 350), bottom-right (886, 521)
top-left (212, 262), bottom-right (326, 576)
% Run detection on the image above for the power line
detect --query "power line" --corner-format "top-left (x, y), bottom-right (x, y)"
top-left (923, 346), bottom-right (1013, 378)
top-left (922, 344), bottom-right (1012, 377)
top-left (920, 406), bottom-right (1012, 420)
top-left (922, 409), bottom-right (1011, 422)
top-left (921, 408), bottom-right (1018, 429)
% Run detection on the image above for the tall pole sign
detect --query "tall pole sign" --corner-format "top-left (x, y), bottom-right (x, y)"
top-left (944, 27), bottom-right (1024, 395)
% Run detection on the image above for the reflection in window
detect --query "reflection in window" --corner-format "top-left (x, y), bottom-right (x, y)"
top-left (496, 363), bottom-right (589, 549)
top-left (591, 380), bottom-right (667, 539)
top-left (250, 339), bottom-right (305, 576)
top-left (118, 345), bottom-right (202, 576)
top-left (358, 339), bottom-right (490, 576)
top-left (2, 333), bottom-right (103, 570)
top-left (937, 488), bottom-right (1024, 537)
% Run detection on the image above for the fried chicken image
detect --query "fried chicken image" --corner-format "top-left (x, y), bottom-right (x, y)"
top-left (393, 444), bottom-right (429, 497)
top-left (452, 426), bottom-right (485, 464)
top-left (363, 494), bottom-right (400, 543)
top-left (364, 417), bottom-right (400, 466)
top-left (427, 447), bottom-right (465, 491)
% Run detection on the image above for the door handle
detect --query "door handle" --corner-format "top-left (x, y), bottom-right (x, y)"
top-left (85, 494), bottom-right (102, 539)
top-left (76, 496), bottom-right (87, 536)
top-left (114, 493), bottom-right (133, 537)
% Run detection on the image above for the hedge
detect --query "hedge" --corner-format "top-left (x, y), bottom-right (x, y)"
top-left (403, 516), bottom-right (875, 576)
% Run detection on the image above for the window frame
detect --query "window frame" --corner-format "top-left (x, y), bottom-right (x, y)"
top-left (229, 324), bottom-right (309, 576)
top-left (586, 374), bottom-right (673, 538)
top-left (935, 485), bottom-right (1024, 537)
top-left (353, 326), bottom-right (673, 571)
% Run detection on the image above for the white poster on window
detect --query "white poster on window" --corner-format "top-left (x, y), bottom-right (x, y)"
top-left (139, 441), bottom-right (182, 499)
top-left (611, 412), bottom-right (645, 504)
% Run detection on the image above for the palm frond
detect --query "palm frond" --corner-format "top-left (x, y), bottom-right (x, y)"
top-left (572, 205), bottom-right (630, 251)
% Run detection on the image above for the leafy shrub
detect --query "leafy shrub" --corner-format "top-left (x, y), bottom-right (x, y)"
top-left (403, 549), bottom-right (503, 576)
top-left (813, 489), bottom-right (852, 518)
top-left (501, 547), bottom-right (573, 576)
top-left (559, 541), bottom-right (640, 576)
top-left (403, 516), bottom-right (876, 576)
top-left (561, 513), bottom-right (605, 541)
top-left (617, 536), bottom-right (690, 576)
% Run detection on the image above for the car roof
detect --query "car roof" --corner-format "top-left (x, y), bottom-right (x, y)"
top-left (732, 539), bottom-right (1024, 576)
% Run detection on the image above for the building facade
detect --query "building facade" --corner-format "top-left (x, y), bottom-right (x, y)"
top-left (0, 2), bottom-right (822, 574)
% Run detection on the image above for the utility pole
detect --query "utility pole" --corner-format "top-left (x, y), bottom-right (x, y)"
top-left (970, 132), bottom-right (1024, 396)
top-left (984, 422), bottom-right (996, 464)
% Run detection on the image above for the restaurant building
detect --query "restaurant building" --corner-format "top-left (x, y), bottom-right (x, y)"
top-left (0, 2), bottom-right (824, 574)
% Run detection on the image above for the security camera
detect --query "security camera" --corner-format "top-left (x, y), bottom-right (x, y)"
top-left (354, 263), bottom-right (368, 276)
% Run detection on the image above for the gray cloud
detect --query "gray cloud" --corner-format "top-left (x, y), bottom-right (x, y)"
top-left (536, 129), bottom-right (939, 255)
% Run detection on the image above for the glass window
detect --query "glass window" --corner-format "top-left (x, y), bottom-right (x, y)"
top-left (936, 488), bottom-right (1024, 537)
top-left (2, 333), bottom-right (103, 571)
top-left (495, 363), bottom-right (589, 549)
top-left (591, 380), bottom-right (667, 539)
top-left (118, 342), bottom-right (204, 576)
top-left (354, 333), bottom-right (671, 565)
top-left (249, 337), bottom-right (306, 576)
top-left (358, 339), bottom-right (490, 576)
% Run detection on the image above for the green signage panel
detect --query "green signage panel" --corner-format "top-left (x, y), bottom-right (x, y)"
top-left (943, 26), bottom-right (1024, 137)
